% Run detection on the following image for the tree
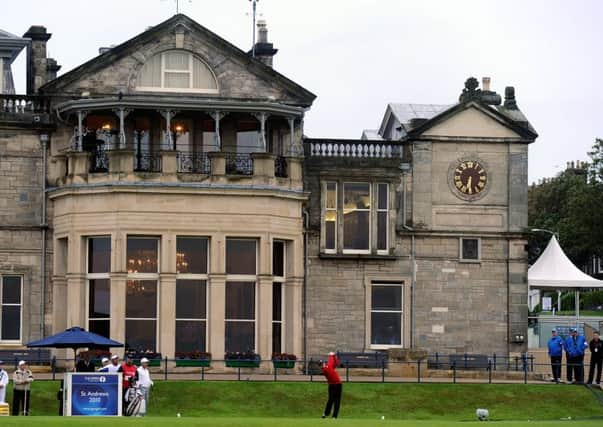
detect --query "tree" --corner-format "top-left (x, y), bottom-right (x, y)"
top-left (528, 138), bottom-right (603, 268)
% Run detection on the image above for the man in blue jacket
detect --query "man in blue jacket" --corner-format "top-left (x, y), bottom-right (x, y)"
top-left (564, 328), bottom-right (588, 384)
top-left (547, 329), bottom-right (564, 383)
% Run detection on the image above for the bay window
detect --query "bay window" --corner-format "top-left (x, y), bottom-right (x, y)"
top-left (175, 237), bottom-right (208, 354)
top-left (87, 237), bottom-right (111, 338)
top-left (1, 275), bottom-right (22, 342)
top-left (125, 237), bottom-right (159, 352)
top-left (225, 239), bottom-right (257, 353)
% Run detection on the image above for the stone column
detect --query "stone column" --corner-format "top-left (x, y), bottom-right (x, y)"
top-left (68, 151), bottom-right (89, 175)
top-left (159, 273), bottom-right (177, 360)
top-left (208, 274), bottom-right (226, 365)
top-left (257, 274), bottom-right (273, 361)
top-left (110, 272), bottom-right (127, 354)
top-left (160, 150), bottom-right (178, 174)
top-left (107, 149), bottom-right (135, 174)
top-left (250, 152), bottom-right (276, 178)
top-left (209, 111), bottom-right (224, 150)
top-left (66, 273), bottom-right (86, 328)
top-left (208, 234), bottom-right (225, 365)
top-left (208, 152), bottom-right (226, 176)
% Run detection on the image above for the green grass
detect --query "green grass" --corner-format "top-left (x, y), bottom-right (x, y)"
top-left (1, 418), bottom-right (603, 427)
top-left (2, 381), bottom-right (602, 424)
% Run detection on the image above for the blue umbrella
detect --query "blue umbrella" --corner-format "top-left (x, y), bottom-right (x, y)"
top-left (27, 326), bottom-right (123, 362)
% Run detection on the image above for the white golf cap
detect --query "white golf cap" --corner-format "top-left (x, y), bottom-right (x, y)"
top-left (140, 357), bottom-right (149, 363)
top-left (101, 357), bottom-right (109, 363)
top-left (18, 360), bottom-right (26, 366)
top-left (111, 354), bottom-right (119, 360)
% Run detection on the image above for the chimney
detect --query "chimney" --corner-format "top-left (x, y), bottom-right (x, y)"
top-left (251, 19), bottom-right (278, 68)
top-left (503, 86), bottom-right (518, 110)
top-left (46, 57), bottom-right (61, 82)
top-left (482, 77), bottom-right (491, 92)
top-left (23, 25), bottom-right (52, 94)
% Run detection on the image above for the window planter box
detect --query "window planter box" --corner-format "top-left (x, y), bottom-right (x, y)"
top-left (175, 359), bottom-right (211, 367)
top-left (272, 353), bottom-right (297, 369)
top-left (224, 352), bottom-right (261, 368)
top-left (126, 351), bottom-right (162, 367)
top-left (272, 360), bottom-right (296, 369)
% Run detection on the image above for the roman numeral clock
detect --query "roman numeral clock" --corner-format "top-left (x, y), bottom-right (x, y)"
top-left (448, 158), bottom-right (489, 201)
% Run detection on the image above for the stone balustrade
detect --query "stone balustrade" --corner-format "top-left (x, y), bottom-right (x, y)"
top-left (307, 139), bottom-right (400, 159)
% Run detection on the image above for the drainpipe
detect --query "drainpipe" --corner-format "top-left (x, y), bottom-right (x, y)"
top-left (400, 163), bottom-right (415, 348)
top-left (40, 133), bottom-right (49, 339)
top-left (302, 208), bottom-right (309, 370)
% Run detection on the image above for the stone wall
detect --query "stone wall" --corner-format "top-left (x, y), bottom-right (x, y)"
top-left (0, 128), bottom-right (52, 345)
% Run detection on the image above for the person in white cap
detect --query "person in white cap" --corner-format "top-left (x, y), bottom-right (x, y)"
top-left (0, 360), bottom-right (8, 404)
top-left (136, 358), bottom-right (154, 416)
top-left (98, 357), bottom-right (110, 372)
top-left (107, 355), bottom-right (120, 373)
top-left (13, 360), bottom-right (34, 415)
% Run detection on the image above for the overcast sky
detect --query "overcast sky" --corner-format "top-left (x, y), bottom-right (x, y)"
top-left (4, 0), bottom-right (602, 183)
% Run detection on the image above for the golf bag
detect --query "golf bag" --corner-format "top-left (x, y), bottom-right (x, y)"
top-left (124, 386), bottom-right (145, 417)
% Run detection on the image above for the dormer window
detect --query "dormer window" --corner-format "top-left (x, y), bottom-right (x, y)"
top-left (137, 50), bottom-right (218, 94)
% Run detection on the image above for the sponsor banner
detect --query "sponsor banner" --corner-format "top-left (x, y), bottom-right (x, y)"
top-left (67, 373), bottom-right (121, 416)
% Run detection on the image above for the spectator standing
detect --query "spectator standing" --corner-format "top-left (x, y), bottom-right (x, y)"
top-left (0, 360), bottom-right (8, 404)
top-left (12, 360), bottom-right (34, 415)
top-left (564, 328), bottom-right (588, 384)
top-left (321, 352), bottom-right (342, 419)
top-left (107, 355), bottom-right (120, 373)
top-left (136, 357), bottom-right (154, 416)
top-left (547, 329), bottom-right (564, 383)
top-left (75, 352), bottom-right (95, 372)
top-left (98, 357), bottom-right (110, 372)
top-left (587, 330), bottom-right (602, 385)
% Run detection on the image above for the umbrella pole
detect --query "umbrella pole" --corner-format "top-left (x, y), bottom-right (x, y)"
top-left (575, 290), bottom-right (580, 320)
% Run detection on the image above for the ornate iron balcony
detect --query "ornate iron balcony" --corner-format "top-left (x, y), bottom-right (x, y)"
top-left (225, 153), bottom-right (253, 176)
top-left (177, 152), bottom-right (211, 174)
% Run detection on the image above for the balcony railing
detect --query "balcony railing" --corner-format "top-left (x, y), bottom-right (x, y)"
top-left (177, 152), bottom-right (211, 174)
top-left (134, 153), bottom-right (162, 173)
top-left (275, 156), bottom-right (288, 178)
top-left (307, 140), bottom-right (400, 159)
top-left (0, 94), bottom-right (51, 114)
top-left (89, 147), bottom-right (109, 173)
top-left (226, 153), bottom-right (253, 176)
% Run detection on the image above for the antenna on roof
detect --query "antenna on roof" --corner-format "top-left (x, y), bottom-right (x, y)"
top-left (162, 0), bottom-right (191, 14)
top-left (249, 0), bottom-right (260, 57)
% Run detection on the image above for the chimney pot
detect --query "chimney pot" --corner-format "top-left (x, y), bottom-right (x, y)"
top-left (482, 77), bottom-right (491, 92)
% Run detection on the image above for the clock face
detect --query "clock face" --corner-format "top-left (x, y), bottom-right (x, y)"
top-left (453, 160), bottom-right (488, 196)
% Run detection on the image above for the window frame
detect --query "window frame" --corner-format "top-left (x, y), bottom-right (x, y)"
top-left (85, 236), bottom-right (112, 338)
top-left (136, 50), bottom-right (219, 94)
top-left (272, 240), bottom-right (286, 354)
top-left (175, 236), bottom-right (209, 354)
top-left (369, 282), bottom-right (404, 350)
top-left (224, 238), bottom-right (258, 353)
top-left (125, 236), bottom-right (160, 352)
top-left (342, 182), bottom-right (372, 254)
top-left (0, 274), bottom-right (23, 343)
top-left (376, 182), bottom-right (389, 255)
top-left (324, 182), bottom-right (337, 254)
top-left (459, 237), bottom-right (481, 263)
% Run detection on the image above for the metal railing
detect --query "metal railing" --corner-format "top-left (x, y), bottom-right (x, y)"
top-left (23, 354), bottom-right (603, 386)
top-left (226, 153), bottom-right (253, 175)
top-left (89, 148), bottom-right (109, 173)
top-left (177, 152), bottom-right (211, 174)
top-left (275, 156), bottom-right (288, 178)
top-left (0, 94), bottom-right (51, 114)
top-left (134, 153), bottom-right (162, 172)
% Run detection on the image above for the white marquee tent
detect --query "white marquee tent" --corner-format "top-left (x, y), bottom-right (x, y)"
top-left (528, 236), bottom-right (603, 316)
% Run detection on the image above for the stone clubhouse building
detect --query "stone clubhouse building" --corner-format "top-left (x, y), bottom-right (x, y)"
top-left (0, 14), bottom-right (537, 363)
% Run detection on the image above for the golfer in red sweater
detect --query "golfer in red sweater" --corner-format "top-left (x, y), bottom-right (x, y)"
top-left (321, 352), bottom-right (342, 419)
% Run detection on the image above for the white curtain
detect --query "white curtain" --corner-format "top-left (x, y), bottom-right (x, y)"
top-left (164, 51), bottom-right (189, 70)
top-left (164, 72), bottom-right (189, 88)
top-left (138, 54), bottom-right (161, 87)
top-left (192, 57), bottom-right (218, 90)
